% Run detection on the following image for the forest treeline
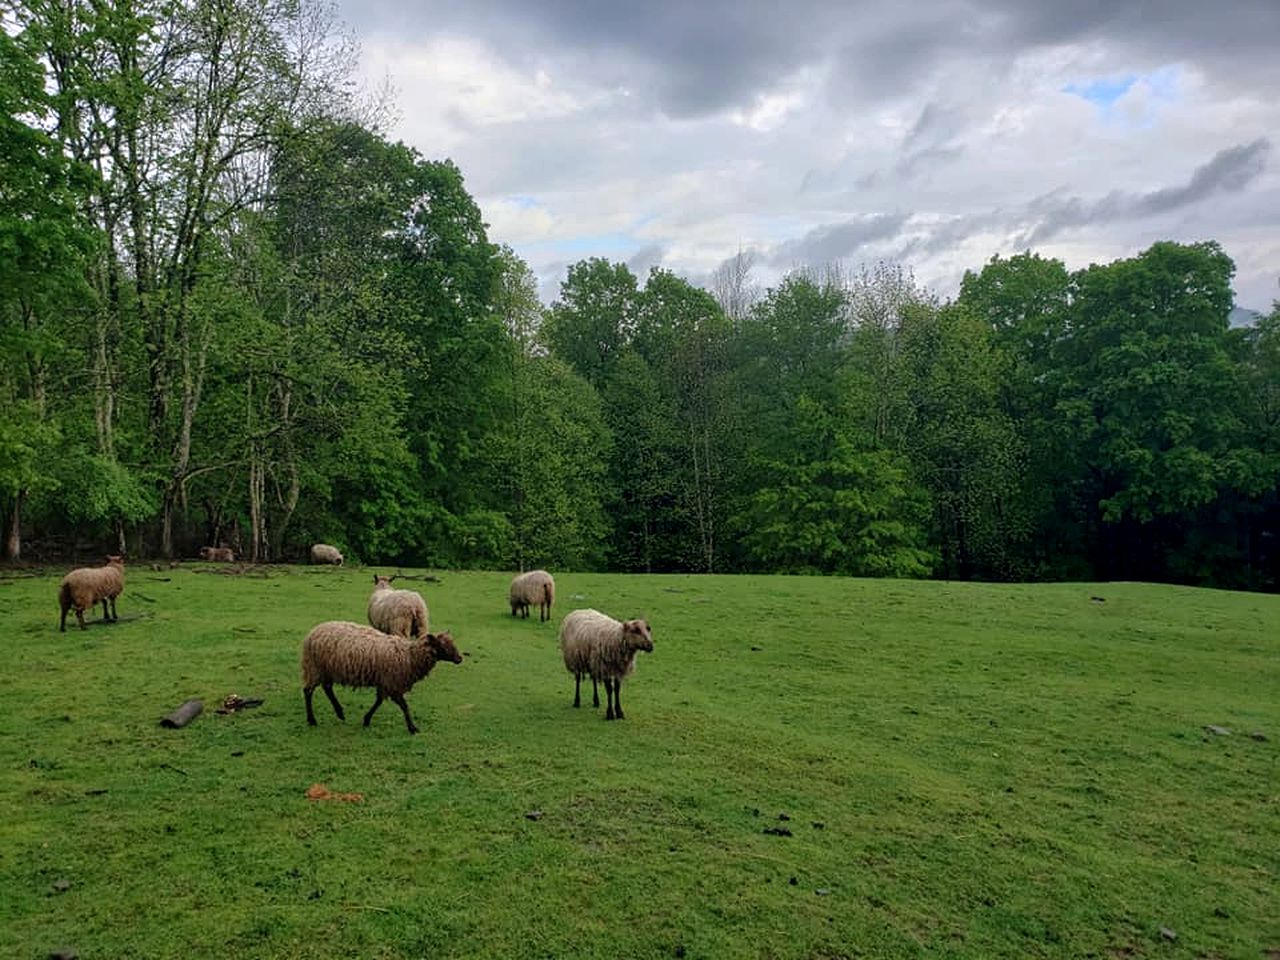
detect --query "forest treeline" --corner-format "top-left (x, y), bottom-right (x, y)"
top-left (3, 0), bottom-right (1279, 588)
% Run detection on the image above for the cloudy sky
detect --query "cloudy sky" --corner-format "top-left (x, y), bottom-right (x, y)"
top-left (338, 0), bottom-right (1280, 309)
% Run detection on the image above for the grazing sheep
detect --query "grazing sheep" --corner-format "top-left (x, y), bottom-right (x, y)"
top-left (559, 609), bottom-right (653, 720)
top-left (59, 555), bottom-right (126, 632)
top-left (367, 575), bottom-right (429, 638)
top-left (199, 546), bottom-right (235, 562)
top-left (301, 621), bottom-right (462, 734)
top-left (509, 569), bottom-right (555, 622)
top-left (560, 615), bottom-right (600, 710)
top-left (310, 543), bottom-right (343, 565)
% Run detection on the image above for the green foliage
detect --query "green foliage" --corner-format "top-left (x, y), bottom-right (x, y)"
top-left (743, 398), bottom-right (936, 577)
top-left (4, 2), bottom-right (1279, 585)
top-left (55, 453), bottom-right (157, 526)
top-left (500, 355), bottom-right (611, 570)
top-left (542, 258), bottom-right (640, 388)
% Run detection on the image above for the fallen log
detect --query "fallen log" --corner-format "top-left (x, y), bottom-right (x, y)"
top-left (160, 699), bottom-right (203, 729)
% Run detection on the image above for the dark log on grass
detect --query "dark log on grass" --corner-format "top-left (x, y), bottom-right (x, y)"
top-left (160, 699), bottom-right (203, 728)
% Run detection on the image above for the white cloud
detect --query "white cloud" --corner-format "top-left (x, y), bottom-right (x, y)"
top-left (343, 1), bottom-right (1280, 309)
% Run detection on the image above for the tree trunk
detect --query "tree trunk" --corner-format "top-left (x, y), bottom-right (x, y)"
top-left (5, 490), bottom-right (24, 561)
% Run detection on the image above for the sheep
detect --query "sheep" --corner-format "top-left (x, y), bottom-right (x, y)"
top-left (367, 574), bottom-right (429, 638)
top-left (509, 569), bottom-right (555, 622)
top-left (301, 621), bottom-right (462, 734)
top-left (199, 546), bottom-right (235, 562)
top-left (58, 555), bottom-right (126, 632)
top-left (310, 543), bottom-right (343, 565)
top-left (559, 609), bottom-right (653, 720)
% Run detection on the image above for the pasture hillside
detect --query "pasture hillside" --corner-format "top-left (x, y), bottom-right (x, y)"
top-left (0, 566), bottom-right (1276, 959)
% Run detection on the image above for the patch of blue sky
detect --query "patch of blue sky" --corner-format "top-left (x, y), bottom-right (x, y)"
top-left (1063, 73), bottom-right (1137, 107)
top-left (1063, 65), bottom-right (1182, 129)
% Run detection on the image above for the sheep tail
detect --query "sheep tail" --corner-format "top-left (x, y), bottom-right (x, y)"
top-left (411, 606), bottom-right (425, 638)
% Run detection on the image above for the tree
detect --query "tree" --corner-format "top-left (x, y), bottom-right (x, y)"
top-left (542, 259), bottom-right (639, 389)
top-left (0, 26), bottom-right (97, 558)
top-left (742, 397), bottom-right (935, 577)
top-left (1058, 241), bottom-right (1257, 579)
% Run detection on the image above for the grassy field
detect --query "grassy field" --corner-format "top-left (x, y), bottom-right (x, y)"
top-left (0, 564), bottom-right (1276, 959)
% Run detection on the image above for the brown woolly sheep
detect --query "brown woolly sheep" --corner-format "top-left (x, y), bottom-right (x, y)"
top-left (59, 555), bottom-right (126, 632)
top-left (559, 609), bottom-right (653, 720)
top-left (310, 543), bottom-right (343, 565)
top-left (199, 546), bottom-right (235, 562)
top-left (301, 621), bottom-right (462, 734)
top-left (509, 569), bottom-right (555, 622)
top-left (367, 575), bottom-right (429, 638)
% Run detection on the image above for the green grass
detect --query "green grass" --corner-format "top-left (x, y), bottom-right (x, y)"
top-left (0, 565), bottom-right (1276, 959)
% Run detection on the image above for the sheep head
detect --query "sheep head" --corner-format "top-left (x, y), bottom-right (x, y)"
top-left (372, 575), bottom-right (394, 590)
top-left (623, 619), bottom-right (653, 653)
top-left (106, 554), bottom-right (126, 567)
top-left (426, 631), bottom-right (463, 664)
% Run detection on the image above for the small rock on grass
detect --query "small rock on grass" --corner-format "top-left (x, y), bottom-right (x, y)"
top-left (50, 878), bottom-right (71, 894)
top-left (762, 826), bottom-right (792, 837)
top-left (1249, 731), bottom-right (1268, 742)
top-left (1203, 725), bottom-right (1231, 736)
top-left (1158, 926), bottom-right (1177, 942)
top-left (48, 950), bottom-right (78, 960)
top-left (524, 810), bottom-right (543, 821)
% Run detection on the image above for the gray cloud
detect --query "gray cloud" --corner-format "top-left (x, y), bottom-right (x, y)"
top-left (769, 213), bottom-right (911, 267)
top-left (346, 0), bottom-right (1278, 117)
top-left (627, 244), bottom-right (667, 277)
top-left (1022, 138), bottom-right (1272, 243)
top-left (344, 0), bottom-right (1280, 311)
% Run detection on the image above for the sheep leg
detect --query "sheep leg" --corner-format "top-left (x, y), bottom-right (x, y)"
top-left (573, 672), bottom-right (581, 708)
top-left (59, 606), bottom-right (68, 632)
top-left (75, 607), bottom-right (87, 630)
top-left (362, 690), bottom-right (385, 726)
top-left (604, 678), bottom-right (615, 720)
top-left (304, 687), bottom-right (318, 725)
top-left (614, 679), bottom-right (625, 720)
top-left (592, 676), bottom-right (599, 708)
top-left (390, 693), bottom-right (418, 735)
top-left (99, 598), bottom-right (110, 620)
top-left (108, 596), bottom-right (118, 620)
top-left (322, 682), bottom-right (345, 720)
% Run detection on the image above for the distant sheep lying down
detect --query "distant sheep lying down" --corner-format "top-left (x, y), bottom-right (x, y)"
top-left (302, 621), bottom-right (462, 734)
top-left (59, 555), bottom-right (126, 632)
top-left (509, 569), bottom-right (555, 621)
top-left (368, 575), bottom-right (429, 638)
top-left (559, 609), bottom-right (653, 720)
top-left (310, 543), bottom-right (343, 565)
top-left (199, 546), bottom-right (235, 562)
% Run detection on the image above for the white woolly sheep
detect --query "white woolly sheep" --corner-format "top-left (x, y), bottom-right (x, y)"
top-left (559, 609), bottom-right (653, 720)
top-left (59, 555), bottom-right (126, 632)
top-left (199, 546), bottom-right (235, 562)
top-left (310, 543), bottom-right (343, 565)
top-left (367, 575), bottom-right (429, 638)
top-left (509, 569), bottom-right (555, 621)
top-left (301, 621), bottom-right (463, 734)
